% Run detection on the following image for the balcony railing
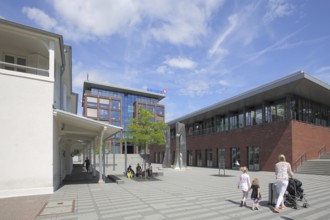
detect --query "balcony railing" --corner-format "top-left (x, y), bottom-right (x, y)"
top-left (0, 61), bottom-right (49, 77)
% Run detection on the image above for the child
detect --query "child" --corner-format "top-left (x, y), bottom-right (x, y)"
top-left (249, 178), bottom-right (261, 210)
top-left (237, 166), bottom-right (251, 207)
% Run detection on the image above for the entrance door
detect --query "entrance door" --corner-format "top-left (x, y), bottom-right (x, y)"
top-left (231, 147), bottom-right (240, 169)
top-left (248, 146), bottom-right (260, 171)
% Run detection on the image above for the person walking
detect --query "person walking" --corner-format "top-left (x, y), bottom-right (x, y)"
top-left (237, 166), bottom-right (251, 207)
top-left (250, 178), bottom-right (261, 210)
top-left (85, 157), bottom-right (90, 173)
top-left (274, 154), bottom-right (294, 213)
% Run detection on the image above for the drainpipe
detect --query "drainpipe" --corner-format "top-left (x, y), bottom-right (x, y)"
top-left (98, 127), bottom-right (106, 183)
top-left (59, 65), bottom-right (65, 110)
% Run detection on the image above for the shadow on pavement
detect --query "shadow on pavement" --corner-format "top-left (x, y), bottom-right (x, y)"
top-left (62, 164), bottom-right (113, 185)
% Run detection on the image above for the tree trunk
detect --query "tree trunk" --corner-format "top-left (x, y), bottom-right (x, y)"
top-left (144, 144), bottom-right (147, 180)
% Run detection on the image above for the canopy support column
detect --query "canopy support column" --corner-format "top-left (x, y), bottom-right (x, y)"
top-left (98, 127), bottom-right (106, 183)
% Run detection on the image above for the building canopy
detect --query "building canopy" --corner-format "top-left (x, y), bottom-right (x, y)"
top-left (54, 109), bottom-right (122, 144)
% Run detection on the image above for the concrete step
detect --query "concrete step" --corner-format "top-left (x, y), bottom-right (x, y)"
top-left (320, 152), bottom-right (330, 159)
top-left (296, 159), bottom-right (330, 175)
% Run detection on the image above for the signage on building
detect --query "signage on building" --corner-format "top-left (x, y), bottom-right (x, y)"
top-left (147, 88), bottom-right (167, 94)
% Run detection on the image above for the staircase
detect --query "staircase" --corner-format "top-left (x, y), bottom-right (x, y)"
top-left (103, 154), bottom-right (147, 175)
top-left (295, 153), bottom-right (330, 175)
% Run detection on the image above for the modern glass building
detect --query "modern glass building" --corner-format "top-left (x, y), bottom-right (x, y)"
top-left (151, 71), bottom-right (330, 171)
top-left (82, 81), bottom-right (166, 154)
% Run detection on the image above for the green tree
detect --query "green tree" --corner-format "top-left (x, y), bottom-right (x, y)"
top-left (124, 106), bottom-right (168, 179)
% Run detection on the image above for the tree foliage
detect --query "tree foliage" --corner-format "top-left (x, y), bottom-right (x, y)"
top-left (124, 106), bottom-right (168, 148)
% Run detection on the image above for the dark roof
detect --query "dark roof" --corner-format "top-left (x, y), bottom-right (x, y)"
top-left (168, 71), bottom-right (330, 125)
top-left (83, 81), bottom-right (166, 101)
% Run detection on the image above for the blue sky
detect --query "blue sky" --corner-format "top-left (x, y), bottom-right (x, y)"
top-left (1, 0), bottom-right (330, 122)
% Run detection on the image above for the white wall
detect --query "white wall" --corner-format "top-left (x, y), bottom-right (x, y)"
top-left (0, 72), bottom-right (54, 198)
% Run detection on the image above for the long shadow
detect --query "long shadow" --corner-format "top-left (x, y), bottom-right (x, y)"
top-left (210, 174), bottom-right (235, 177)
top-left (62, 164), bottom-right (113, 185)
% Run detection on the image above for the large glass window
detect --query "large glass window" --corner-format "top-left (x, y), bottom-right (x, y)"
top-left (4, 54), bottom-right (26, 72)
top-left (111, 110), bottom-right (120, 120)
top-left (205, 149), bottom-right (213, 167)
top-left (195, 150), bottom-right (202, 167)
top-left (218, 148), bottom-right (225, 169)
top-left (99, 98), bottom-right (109, 109)
top-left (156, 106), bottom-right (164, 116)
top-left (187, 150), bottom-right (193, 166)
top-left (99, 109), bottom-right (109, 120)
top-left (230, 113), bottom-right (237, 130)
top-left (112, 100), bottom-right (120, 109)
top-left (238, 112), bottom-right (244, 128)
top-left (147, 105), bottom-right (155, 114)
top-left (265, 104), bottom-right (276, 123)
top-left (245, 109), bottom-right (255, 126)
top-left (231, 147), bottom-right (240, 169)
top-left (276, 102), bottom-right (285, 121)
top-left (255, 107), bottom-right (262, 125)
top-left (248, 146), bottom-right (260, 171)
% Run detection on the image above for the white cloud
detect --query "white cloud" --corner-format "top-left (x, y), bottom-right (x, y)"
top-left (263, 0), bottom-right (294, 24)
top-left (22, 0), bottom-right (222, 45)
top-left (22, 7), bottom-right (57, 29)
top-left (144, 0), bottom-right (222, 46)
top-left (179, 80), bottom-right (210, 96)
top-left (156, 65), bottom-right (167, 74)
top-left (164, 57), bottom-right (196, 69)
top-left (218, 80), bottom-right (230, 86)
top-left (208, 14), bottom-right (238, 57)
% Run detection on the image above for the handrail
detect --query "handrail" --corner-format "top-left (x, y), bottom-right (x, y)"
top-left (318, 145), bottom-right (326, 158)
top-left (0, 61), bottom-right (48, 74)
top-left (293, 152), bottom-right (307, 172)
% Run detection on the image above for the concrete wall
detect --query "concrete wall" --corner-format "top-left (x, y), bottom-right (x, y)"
top-left (0, 72), bottom-right (54, 198)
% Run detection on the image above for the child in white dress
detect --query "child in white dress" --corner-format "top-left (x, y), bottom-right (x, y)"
top-left (237, 166), bottom-right (251, 207)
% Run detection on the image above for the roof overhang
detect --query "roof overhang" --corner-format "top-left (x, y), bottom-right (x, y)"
top-left (83, 81), bottom-right (166, 102)
top-left (53, 109), bottom-right (122, 145)
top-left (168, 71), bottom-right (330, 125)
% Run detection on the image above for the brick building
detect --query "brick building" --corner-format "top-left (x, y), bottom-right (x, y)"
top-left (151, 71), bottom-right (330, 171)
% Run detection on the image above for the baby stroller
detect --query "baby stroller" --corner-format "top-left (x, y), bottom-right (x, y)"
top-left (284, 178), bottom-right (309, 209)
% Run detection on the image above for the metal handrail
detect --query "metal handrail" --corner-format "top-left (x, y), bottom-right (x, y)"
top-left (293, 152), bottom-right (307, 171)
top-left (318, 145), bottom-right (326, 158)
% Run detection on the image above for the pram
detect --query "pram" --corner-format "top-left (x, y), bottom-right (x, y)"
top-left (284, 178), bottom-right (309, 209)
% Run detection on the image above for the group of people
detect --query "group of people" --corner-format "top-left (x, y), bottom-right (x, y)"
top-left (127, 162), bottom-right (152, 178)
top-left (237, 154), bottom-right (294, 213)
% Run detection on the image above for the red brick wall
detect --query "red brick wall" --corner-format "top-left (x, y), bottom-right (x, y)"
top-left (291, 121), bottom-right (330, 169)
top-left (156, 121), bottom-right (293, 171)
top-left (150, 120), bottom-right (330, 172)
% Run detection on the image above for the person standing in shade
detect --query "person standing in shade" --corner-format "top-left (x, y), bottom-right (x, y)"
top-left (85, 157), bottom-right (90, 173)
top-left (237, 166), bottom-right (251, 207)
top-left (274, 154), bottom-right (294, 213)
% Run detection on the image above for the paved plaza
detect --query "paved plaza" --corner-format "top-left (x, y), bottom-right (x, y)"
top-left (1, 165), bottom-right (330, 220)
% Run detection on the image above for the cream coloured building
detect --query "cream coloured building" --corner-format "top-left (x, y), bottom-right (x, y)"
top-left (0, 19), bottom-right (121, 198)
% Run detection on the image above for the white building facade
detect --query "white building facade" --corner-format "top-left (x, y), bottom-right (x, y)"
top-left (0, 19), bottom-right (121, 198)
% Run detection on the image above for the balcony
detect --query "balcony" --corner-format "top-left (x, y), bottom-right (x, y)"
top-left (0, 19), bottom-right (63, 82)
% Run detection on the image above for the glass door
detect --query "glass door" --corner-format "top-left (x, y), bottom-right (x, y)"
top-left (231, 147), bottom-right (240, 169)
top-left (248, 146), bottom-right (260, 171)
